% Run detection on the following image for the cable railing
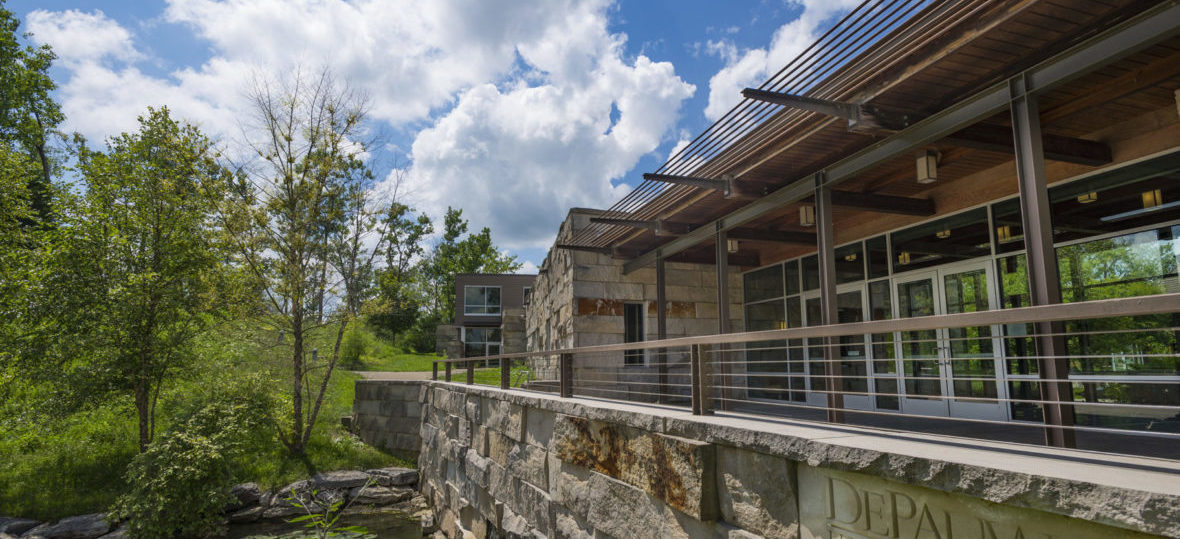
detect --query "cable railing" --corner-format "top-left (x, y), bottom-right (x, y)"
top-left (432, 292), bottom-right (1180, 460)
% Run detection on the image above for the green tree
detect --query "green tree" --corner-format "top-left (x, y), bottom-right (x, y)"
top-left (38, 107), bottom-right (234, 451)
top-left (369, 201), bottom-right (432, 339)
top-left (410, 207), bottom-right (519, 350)
top-left (0, 0), bottom-right (64, 225)
top-left (226, 68), bottom-right (386, 456)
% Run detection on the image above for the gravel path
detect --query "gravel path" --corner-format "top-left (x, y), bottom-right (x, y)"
top-left (352, 370), bottom-right (434, 381)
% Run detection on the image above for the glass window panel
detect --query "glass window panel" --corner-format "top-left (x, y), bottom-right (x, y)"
top-left (785, 259), bottom-right (801, 296)
top-left (992, 198), bottom-right (1024, 254)
top-left (866, 235), bottom-right (889, 279)
top-left (805, 297), bottom-right (825, 392)
top-left (786, 296), bottom-right (802, 328)
top-left (802, 255), bottom-right (819, 291)
top-left (1048, 170), bottom-right (1180, 244)
top-left (997, 255), bottom-right (1039, 376)
top-left (868, 280), bottom-right (896, 373)
top-left (837, 291), bottom-right (867, 393)
top-left (744, 301), bottom-right (790, 400)
top-left (836, 243), bottom-right (865, 284)
top-left (891, 207), bottom-right (990, 272)
top-left (624, 303), bottom-right (644, 365)
top-left (744, 265), bottom-right (784, 303)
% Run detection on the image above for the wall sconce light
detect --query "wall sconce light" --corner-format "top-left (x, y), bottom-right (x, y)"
top-left (996, 225), bottom-right (1012, 242)
top-left (843, 253), bottom-right (858, 262)
top-left (898, 251), bottom-right (911, 265)
top-left (916, 150), bottom-right (939, 184)
top-left (727, 239), bottom-right (740, 253)
top-left (935, 229), bottom-right (951, 239)
top-left (800, 205), bottom-right (816, 227)
top-left (1077, 192), bottom-right (1098, 204)
top-left (1142, 189), bottom-right (1163, 208)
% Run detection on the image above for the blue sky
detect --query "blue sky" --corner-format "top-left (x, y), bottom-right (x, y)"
top-left (8, 0), bottom-right (855, 271)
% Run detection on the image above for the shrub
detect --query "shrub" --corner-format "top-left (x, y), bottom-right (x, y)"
top-left (112, 399), bottom-right (261, 538)
top-left (340, 328), bottom-right (367, 370)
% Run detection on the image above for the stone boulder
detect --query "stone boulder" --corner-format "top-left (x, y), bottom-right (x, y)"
top-left (0, 518), bottom-right (39, 535)
top-left (348, 486), bottom-right (413, 505)
top-left (21, 513), bottom-right (110, 539)
top-left (228, 482), bottom-right (262, 511)
top-left (366, 467), bottom-right (418, 487)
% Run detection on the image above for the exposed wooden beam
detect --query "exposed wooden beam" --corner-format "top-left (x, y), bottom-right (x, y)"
top-left (829, 190), bottom-right (935, 216)
top-left (744, 89), bottom-right (1112, 166)
top-left (643, 173), bottom-right (759, 199)
top-left (1041, 50), bottom-right (1180, 125)
top-left (666, 251), bottom-right (760, 267)
top-left (945, 124), bottom-right (1111, 166)
top-left (554, 244), bottom-right (612, 255)
top-left (726, 228), bottom-right (816, 244)
top-left (588, 217), bottom-right (658, 230)
top-left (656, 220), bottom-right (700, 236)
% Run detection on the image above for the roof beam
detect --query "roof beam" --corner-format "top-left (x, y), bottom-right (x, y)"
top-left (555, 244), bottom-right (612, 255)
top-left (643, 173), bottom-right (759, 199)
top-left (588, 217), bottom-right (658, 231)
top-left (726, 228), bottom-right (816, 244)
top-left (830, 191), bottom-right (935, 216)
top-left (744, 90), bottom-right (1112, 166)
top-left (667, 251), bottom-right (760, 267)
top-left (945, 124), bottom-right (1111, 166)
top-left (621, 4), bottom-right (1180, 275)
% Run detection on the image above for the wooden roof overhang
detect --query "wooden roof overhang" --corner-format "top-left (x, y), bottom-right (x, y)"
top-left (562, 0), bottom-right (1180, 274)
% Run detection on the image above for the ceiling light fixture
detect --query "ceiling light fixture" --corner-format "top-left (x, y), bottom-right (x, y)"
top-left (898, 251), bottom-right (911, 265)
top-left (800, 205), bottom-right (816, 227)
top-left (916, 150), bottom-right (939, 184)
top-left (935, 229), bottom-right (951, 239)
top-left (1077, 192), bottom-right (1098, 204)
top-left (1142, 189), bottom-right (1163, 208)
top-left (727, 239), bottom-right (740, 254)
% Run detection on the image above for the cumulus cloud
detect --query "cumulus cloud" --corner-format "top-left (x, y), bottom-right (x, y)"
top-left (26, 9), bottom-right (139, 64)
top-left (28, 0), bottom-right (694, 253)
top-left (703, 0), bottom-right (859, 121)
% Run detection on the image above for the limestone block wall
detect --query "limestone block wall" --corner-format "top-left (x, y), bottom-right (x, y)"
top-left (500, 307), bottom-right (526, 354)
top-left (525, 208), bottom-right (745, 391)
top-left (436, 324), bottom-right (462, 358)
top-left (415, 382), bottom-right (1178, 539)
top-left (351, 380), bottom-right (423, 460)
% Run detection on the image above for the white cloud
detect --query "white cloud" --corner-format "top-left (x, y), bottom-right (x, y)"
top-left (703, 0), bottom-right (859, 121)
top-left (26, 9), bottom-right (140, 65)
top-left (26, 0), bottom-right (694, 254)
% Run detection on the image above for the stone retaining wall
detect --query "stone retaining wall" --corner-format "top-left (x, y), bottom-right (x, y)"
top-left (414, 381), bottom-right (1178, 539)
top-left (352, 380), bottom-right (423, 460)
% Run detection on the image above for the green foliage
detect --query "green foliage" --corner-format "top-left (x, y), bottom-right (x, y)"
top-left (31, 107), bottom-right (238, 451)
top-left (368, 203), bottom-right (432, 340)
top-left (0, 0), bottom-right (64, 224)
top-left (340, 327), bottom-right (367, 370)
top-left (113, 399), bottom-right (262, 538)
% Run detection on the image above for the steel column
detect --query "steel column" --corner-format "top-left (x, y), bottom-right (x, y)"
top-left (1010, 75), bottom-right (1075, 448)
top-left (815, 173), bottom-right (845, 423)
top-left (715, 225), bottom-right (732, 410)
top-left (656, 257), bottom-right (668, 403)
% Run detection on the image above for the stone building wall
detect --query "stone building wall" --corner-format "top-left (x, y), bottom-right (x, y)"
top-left (435, 324), bottom-right (462, 358)
top-left (525, 208), bottom-right (745, 388)
top-left (500, 307), bottom-right (526, 354)
top-left (351, 380), bottom-right (423, 460)
top-left (414, 381), bottom-right (1177, 539)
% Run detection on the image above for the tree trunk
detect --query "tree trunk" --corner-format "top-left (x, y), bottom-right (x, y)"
top-left (134, 376), bottom-right (150, 453)
top-left (303, 319), bottom-right (348, 448)
top-left (291, 310), bottom-right (305, 455)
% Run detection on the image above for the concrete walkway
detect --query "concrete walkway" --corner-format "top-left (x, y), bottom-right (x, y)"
top-left (352, 370), bottom-right (434, 381)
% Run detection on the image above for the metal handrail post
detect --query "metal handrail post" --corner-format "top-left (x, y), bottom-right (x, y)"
top-left (560, 353), bottom-right (573, 398)
top-left (500, 359), bottom-right (511, 389)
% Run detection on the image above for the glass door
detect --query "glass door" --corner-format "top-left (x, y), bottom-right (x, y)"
top-left (941, 266), bottom-right (1006, 420)
top-left (894, 263), bottom-right (1007, 420)
top-left (802, 286), bottom-right (871, 410)
top-left (895, 272), bottom-right (947, 416)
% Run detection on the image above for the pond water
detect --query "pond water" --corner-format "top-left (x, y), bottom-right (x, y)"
top-left (226, 509), bottom-right (422, 538)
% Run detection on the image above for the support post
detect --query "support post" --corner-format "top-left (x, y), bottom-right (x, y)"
top-left (656, 257), bottom-right (669, 403)
top-left (444, 361), bottom-right (452, 382)
top-left (560, 353), bottom-right (573, 398)
top-left (690, 344), bottom-right (702, 415)
top-left (466, 360), bottom-right (474, 385)
top-left (699, 344), bottom-right (714, 415)
top-left (1010, 75), bottom-right (1075, 448)
top-left (432, 361), bottom-right (438, 381)
top-left (714, 226), bottom-right (733, 411)
top-left (500, 358), bottom-right (510, 389)
top-left (816, 173), bottom-right (845, 423)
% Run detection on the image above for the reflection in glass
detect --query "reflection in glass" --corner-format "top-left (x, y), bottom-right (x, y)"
top-left (838, 291), bottom-right (867, 393)
top-left (869, 279), bottom-right (898, 409)
top-left (891, 207), bottom-right (990, 272)
top-left (943, 269), bottom-right (998, 402)
top-left (836, 243), bottom-right (865, 284)
top-left (744, 301), bottom-right (789, 400)
top-left (744, 265), bottom-right (784, 303)
top-left (866, 235), bottom-right (889, 279)
top-left (897, 279), bottom-right (940, 399)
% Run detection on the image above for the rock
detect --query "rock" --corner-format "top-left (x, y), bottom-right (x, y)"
top-left (95, 526), bottom-right (127, 539)
top-left (310, 470), bottom-right (370, 490)
top-left (228, 482), bottom-right (262, 511)
top-left (418, 511), bottom-right (437, 534)
top-left (21, 513), bottom-right (110, 539)
top-left (261, 505), bottom-right (305, 520)
top-left (366, 467), bottom-right (417, 487)
top-left (228, 505), bottom-right (265, 524)
top-left (347, 485), bottom-right (413, 505)
top-left (0, 518), bottom-right (39, 535)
